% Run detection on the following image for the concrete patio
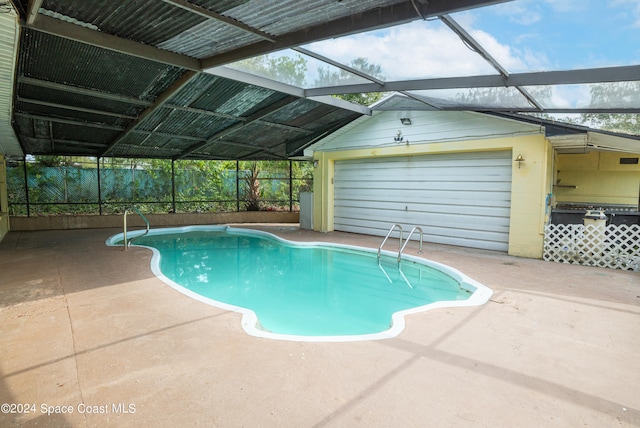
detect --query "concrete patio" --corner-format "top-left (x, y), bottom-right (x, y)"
top-left (0, 225), bottom-right (638, 427)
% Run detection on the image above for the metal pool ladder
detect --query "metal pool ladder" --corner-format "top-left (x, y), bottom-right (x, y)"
top-left (377, 224), bottom-right (403, 261)
top-left (123, 206), bottom-right (150, 250)
top-left (378, 224), bottom-right (424, 263)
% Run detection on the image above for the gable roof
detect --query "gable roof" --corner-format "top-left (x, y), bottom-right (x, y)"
top-left (307, 93), bottom-right (640, 154)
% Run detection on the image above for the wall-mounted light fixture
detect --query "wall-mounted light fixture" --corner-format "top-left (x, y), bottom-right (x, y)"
top-left (514, 154), bottom-right (525, 169)
top-left (394, 130), bottom-right (403, 143)
top-left (313, 160), bottom-right (319, 168)
top-left (400, 117), bottom-right (412, 125)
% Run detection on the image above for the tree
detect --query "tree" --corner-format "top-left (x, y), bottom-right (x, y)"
top-left (574, 82), bottom-right (640, 135)
top-left (235, 54), bottom-right (308, 86)
top-left (243, 162), bottom-right (262, 211)
top-left (315, 57), bottom-right (387, 106)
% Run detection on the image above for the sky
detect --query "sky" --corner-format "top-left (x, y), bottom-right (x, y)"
top-left (226, 0), bottom-right (640, 111)
top-left (302, 0), bottom-right (640, 79)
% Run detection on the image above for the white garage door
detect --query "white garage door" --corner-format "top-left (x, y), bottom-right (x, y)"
top-left (334, 151), bottom-right (512, 251)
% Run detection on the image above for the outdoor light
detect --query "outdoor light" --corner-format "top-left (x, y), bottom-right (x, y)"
top-left (514, 154), bottom-right (525, 168)
top-left (394, 130), bottom-right (403, 143)
top-left (313, 160), bottom-right (319, 168)
top-left (400, 117), bottom-right (412, 125)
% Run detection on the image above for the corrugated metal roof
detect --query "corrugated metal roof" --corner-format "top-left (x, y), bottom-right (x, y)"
top-left (19, 30), bottom-right (187, 100)
top-left (228, 0), bottom-right (403, 38)
top-left (41, 0), bottom-right (205, 46)
top-left (0, 6), bottom-right (22, 157)
top-left (18, 83), bottom-right (146, 117)
top-left (6, 0), bottom-right (486, 160)
top-left (157, 19), bottom-right (259, 60)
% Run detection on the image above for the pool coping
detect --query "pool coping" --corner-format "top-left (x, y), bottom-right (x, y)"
top-left (106, 225), bottom-right (494, 342)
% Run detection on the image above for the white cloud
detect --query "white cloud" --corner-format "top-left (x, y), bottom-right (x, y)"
top-left (609, 0), bottom-right (640, 27)
top-left (489, 0), bottom-right (542, 25)
top-left (550, 85), bottom-right (593, 109)
top-left (470, 30), bottom-right (545, 72)
top-left (306, 20), bottom-right (503, 81)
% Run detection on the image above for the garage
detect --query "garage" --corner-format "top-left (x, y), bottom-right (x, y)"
top-left (333, 151), bottom-right (512, 251)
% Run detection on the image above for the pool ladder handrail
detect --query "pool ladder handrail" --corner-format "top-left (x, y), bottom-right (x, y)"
top-left (377, 224), bottom-right (424, 264)
top-left (377, 224), bottom-right (403, 261)
top-left (123, 206), bottom-right (150, 250)
top-left (398, 226), bottom-right (424, 263)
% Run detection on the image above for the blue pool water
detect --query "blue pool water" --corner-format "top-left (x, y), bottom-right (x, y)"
top-left (107, 226), bottom-right (492, 341)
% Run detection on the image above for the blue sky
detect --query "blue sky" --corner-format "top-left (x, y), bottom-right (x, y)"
top-left (456, 0), bottom-right (640, 71)
top-left (224, 0), bottom-right (640, 110)
top-left (299, 0), bottom-right (640, 80)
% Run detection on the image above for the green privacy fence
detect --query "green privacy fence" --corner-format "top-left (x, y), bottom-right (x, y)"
top-left (7, 157), bottom-right (313, 216)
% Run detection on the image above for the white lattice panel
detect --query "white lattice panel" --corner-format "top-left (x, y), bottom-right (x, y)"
top-left (544, 224), bottom-right (640, 271)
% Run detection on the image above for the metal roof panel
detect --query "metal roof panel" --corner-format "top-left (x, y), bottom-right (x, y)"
top-left (19, 30), bottom-right (187, 100)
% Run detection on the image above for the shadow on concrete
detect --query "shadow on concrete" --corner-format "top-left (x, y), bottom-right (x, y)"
top-left (0, 229), bottom-right (156, 308)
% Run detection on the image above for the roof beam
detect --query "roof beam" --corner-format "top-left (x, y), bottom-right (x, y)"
top-left (26, 0), bottom-right (44, 25)
top-left (208, 140), bottom-right (285, 159)
top-left (176, 95), bottom-right (299, 159)
top-left (164, 104), bottom-right (246, 122)
top-left (477, 108), bottom-right (640, 114)
top-left (17, 97), bottom-right (137, 120)
top-left (101, 71), bottom-right (199, 157)
top-left (160, 0), bottom-right (276, 43)
top-left (130, 129), bottom-right (203, 142)
top-left (304, 64), bottom-right (640, 96)
top-left (292, 47), bottom-right (385, 85)
top-left (440, 14), bottom-right (510, 77)
top-left (15, 112), bottom-right (125, 131)
top-left (27, 14), bottom-right (201, 71)
top-left (256, 120), bottom-right (312, 134)
top-left (200, 0), bottom-right (510, 69)
top-left (439, 14), bottom-right (544, 111)
top-left (17, 76), bottom-right (153, 106)
top-left (205, 67), bottom-right (305, 98)
top-left (205, 67), bottom-right (371, 115)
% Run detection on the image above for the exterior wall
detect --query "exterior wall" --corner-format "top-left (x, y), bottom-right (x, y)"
top-left (312, 135), bottom-right (550, 258)
top-left (0, 154), bottom-right (8, 241)
top-left (308, 110), bottom-right (542, 153)
top-left (555, 151), bottom-right (640, 207)
top-left (310, 111), bottom-right (551, 258)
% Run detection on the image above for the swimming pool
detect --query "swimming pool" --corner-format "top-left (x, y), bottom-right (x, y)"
top-left (106, 226), bottom-right (493, 342)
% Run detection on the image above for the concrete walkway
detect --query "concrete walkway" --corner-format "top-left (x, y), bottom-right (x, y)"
top-left (0, 226), bottom-right (638, 427)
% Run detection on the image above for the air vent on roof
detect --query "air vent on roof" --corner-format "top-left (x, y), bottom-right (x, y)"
top-left (620, 157), bottom-right (639, 165)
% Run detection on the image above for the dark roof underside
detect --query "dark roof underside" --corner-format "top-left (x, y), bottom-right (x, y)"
top-left (13, 29), bottom-right (360, 160)
top-left (8, 0), bottom-right (507, 159)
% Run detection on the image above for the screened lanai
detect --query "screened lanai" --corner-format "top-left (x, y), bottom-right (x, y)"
top-left (1, 0), bottom-right (639, 161)
top-left (1, 0), bottom-right (640, 224)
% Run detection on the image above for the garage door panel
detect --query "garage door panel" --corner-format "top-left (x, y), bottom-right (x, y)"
top-left (340, 153), bottom-right (511, 168)
top-left (335, 205), bottom-right (509, 228)
top-left (335, 199), bottom-right (511, 216)
top-left (337, 165), bottom-right (511, 181)
top-left (334, 219), bottom-right (509, 250)
top-left (335, 201), bottom-right (505, 223)
top-left (334, 177), bottom-right (511, 192)
top-left (334, 151), bottom-right (512, 251)
top-left (335, 189), bottom-right (511, 206)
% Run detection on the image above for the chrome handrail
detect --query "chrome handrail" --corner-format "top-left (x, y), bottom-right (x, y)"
top-left (398, 226), bottom-right (423, 263)
top-left (123, 206), bottom-right (150, 250)
top-left (377, 224), bottom-right (403, 260)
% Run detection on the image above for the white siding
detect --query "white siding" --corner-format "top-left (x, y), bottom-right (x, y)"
top-left (334, 151), bottom-right (512, 251)
top-left (0, 6), bottom-right (22, 157)
top-left (309, 110), bottom-right (540, 154)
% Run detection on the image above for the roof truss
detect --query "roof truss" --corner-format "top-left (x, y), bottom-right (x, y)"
top-left (5, 0), bottom-right (639, 160)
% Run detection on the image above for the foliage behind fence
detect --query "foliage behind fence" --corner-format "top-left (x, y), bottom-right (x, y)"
top-left (7, 157), bottom-right (313, 216)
